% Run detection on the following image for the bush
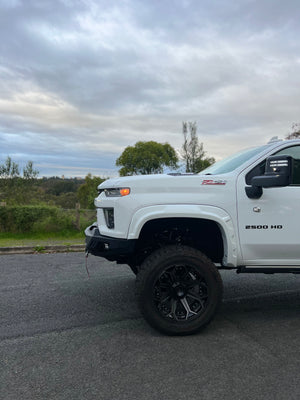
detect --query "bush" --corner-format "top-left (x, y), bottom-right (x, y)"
top-left (0, 205), bottom-right (94, 234)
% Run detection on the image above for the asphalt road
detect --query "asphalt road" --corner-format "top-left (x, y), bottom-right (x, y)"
top-left (0, 253), bottom-right (299, 400)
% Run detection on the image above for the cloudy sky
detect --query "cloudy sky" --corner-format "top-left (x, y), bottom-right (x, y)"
top-left (1, 0), bottom-right (300, 177)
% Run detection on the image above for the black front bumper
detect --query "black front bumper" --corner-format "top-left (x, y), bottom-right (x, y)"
top-left (85, 224), bottom-right (136, 262)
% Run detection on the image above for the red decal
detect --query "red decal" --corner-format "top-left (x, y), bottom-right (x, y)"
top-left (202, 180), bottom-right (226, 185)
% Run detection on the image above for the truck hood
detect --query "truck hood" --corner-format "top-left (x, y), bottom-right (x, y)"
top-left (98, 173), bottom-right (232, 193)
top-left (96, 173), bottom-right (237, 220)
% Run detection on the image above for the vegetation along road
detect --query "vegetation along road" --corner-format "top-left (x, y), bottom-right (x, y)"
top-left (1, 252), bottom-right (299, 400)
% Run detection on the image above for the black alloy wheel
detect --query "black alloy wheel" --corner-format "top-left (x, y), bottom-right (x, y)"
top-left (136, 245), bottom-right (223, 335)
top-left (154, 264), bottom-right (209, 321)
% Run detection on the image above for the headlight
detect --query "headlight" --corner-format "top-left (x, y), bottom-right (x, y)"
top-left (104, 188), bottom-right (130, 197)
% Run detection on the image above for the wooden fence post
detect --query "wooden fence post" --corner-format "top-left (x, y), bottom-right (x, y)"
top-left (75, 203), bottom-right (80, 231)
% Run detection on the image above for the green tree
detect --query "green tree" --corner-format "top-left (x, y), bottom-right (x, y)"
top-left (193, 156), bottom-right (216, 172)
top-left (0, 156), bottom-right (19, 178)
top-left (45, 179), bottom-right (77, 196)
top-left (0, 157), bottom-right (39, 204)
top-left (181, 122), bottom-right (215, 173)
top-left (286, 123), bottom-right (300, 139)
top-left (116, 141), bottom-right (178, 176)
top-left (23, 161), bottom-right (39, 179)
top-left (54, 192), bottom-right (78, 208)
top-left (77, 174), bottom-right (105, 209)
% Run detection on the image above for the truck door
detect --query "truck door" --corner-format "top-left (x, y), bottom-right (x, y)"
top-left (236, 144), bottom-right (300, 266)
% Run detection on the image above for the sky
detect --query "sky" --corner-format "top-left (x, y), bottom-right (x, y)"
top-left (1, 0), bottom-right (300, 178)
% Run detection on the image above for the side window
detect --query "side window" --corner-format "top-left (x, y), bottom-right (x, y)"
top-left (245, 160), bottom-right (266, 185)
top-left (246, 145), bottom-right (300, 185)
top-left (275, 145), bottom-right (300, 185)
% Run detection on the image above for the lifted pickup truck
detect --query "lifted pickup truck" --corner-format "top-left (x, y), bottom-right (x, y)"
top-left (85, 138), bottom-right (300, 335)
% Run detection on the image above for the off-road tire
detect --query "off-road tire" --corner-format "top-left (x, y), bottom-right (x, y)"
top-left (135, 245), bottom-right (223, 335)
top-left (128, 264), bottom-right (139, 275)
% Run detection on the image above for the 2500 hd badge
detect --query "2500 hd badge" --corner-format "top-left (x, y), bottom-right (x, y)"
top-left (245, 225), bottom-right (283, 229)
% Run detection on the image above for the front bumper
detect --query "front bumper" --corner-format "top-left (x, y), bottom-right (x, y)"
top-left (85, 224), bottom-right (136, 262)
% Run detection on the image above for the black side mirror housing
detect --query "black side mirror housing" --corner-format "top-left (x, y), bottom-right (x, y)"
top-left (245, 155), bottom-right (292, 199)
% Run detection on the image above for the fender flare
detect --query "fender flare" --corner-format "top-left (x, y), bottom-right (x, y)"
top-left (127, 204), bottom-right (238, 267)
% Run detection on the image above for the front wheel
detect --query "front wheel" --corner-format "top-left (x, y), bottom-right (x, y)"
top-left (135, 245), bottom-right (223, 335)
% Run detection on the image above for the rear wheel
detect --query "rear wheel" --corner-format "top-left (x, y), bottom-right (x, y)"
top-left (136, 245), bottom-right (223, 335)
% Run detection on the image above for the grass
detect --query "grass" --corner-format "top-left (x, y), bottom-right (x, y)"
top-left (0, 231), bottom-right (85, 248)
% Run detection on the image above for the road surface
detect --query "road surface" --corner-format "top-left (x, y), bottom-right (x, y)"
top-left (0, 253), bottom-right (299, 399)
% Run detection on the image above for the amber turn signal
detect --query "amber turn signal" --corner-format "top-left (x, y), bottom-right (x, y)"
top-left (120, 188), bottom-right (130, 196)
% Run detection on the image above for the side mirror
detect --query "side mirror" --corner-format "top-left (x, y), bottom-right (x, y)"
top-left (245, 155), bottom-right (292, 199)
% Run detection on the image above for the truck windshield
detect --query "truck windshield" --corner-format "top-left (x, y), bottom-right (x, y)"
top-left (201, 145), bottom-right (270, 175)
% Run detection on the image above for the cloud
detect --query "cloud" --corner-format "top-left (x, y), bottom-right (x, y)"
top-left (0, 0), bottom-right (300, 176)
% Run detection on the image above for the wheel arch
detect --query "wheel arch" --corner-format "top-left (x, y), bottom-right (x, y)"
top-left (128, 205), bottom-right (237, 267)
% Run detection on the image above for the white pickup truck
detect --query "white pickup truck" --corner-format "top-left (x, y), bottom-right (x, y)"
top-left (85, 138), bottom-right (300, 335)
